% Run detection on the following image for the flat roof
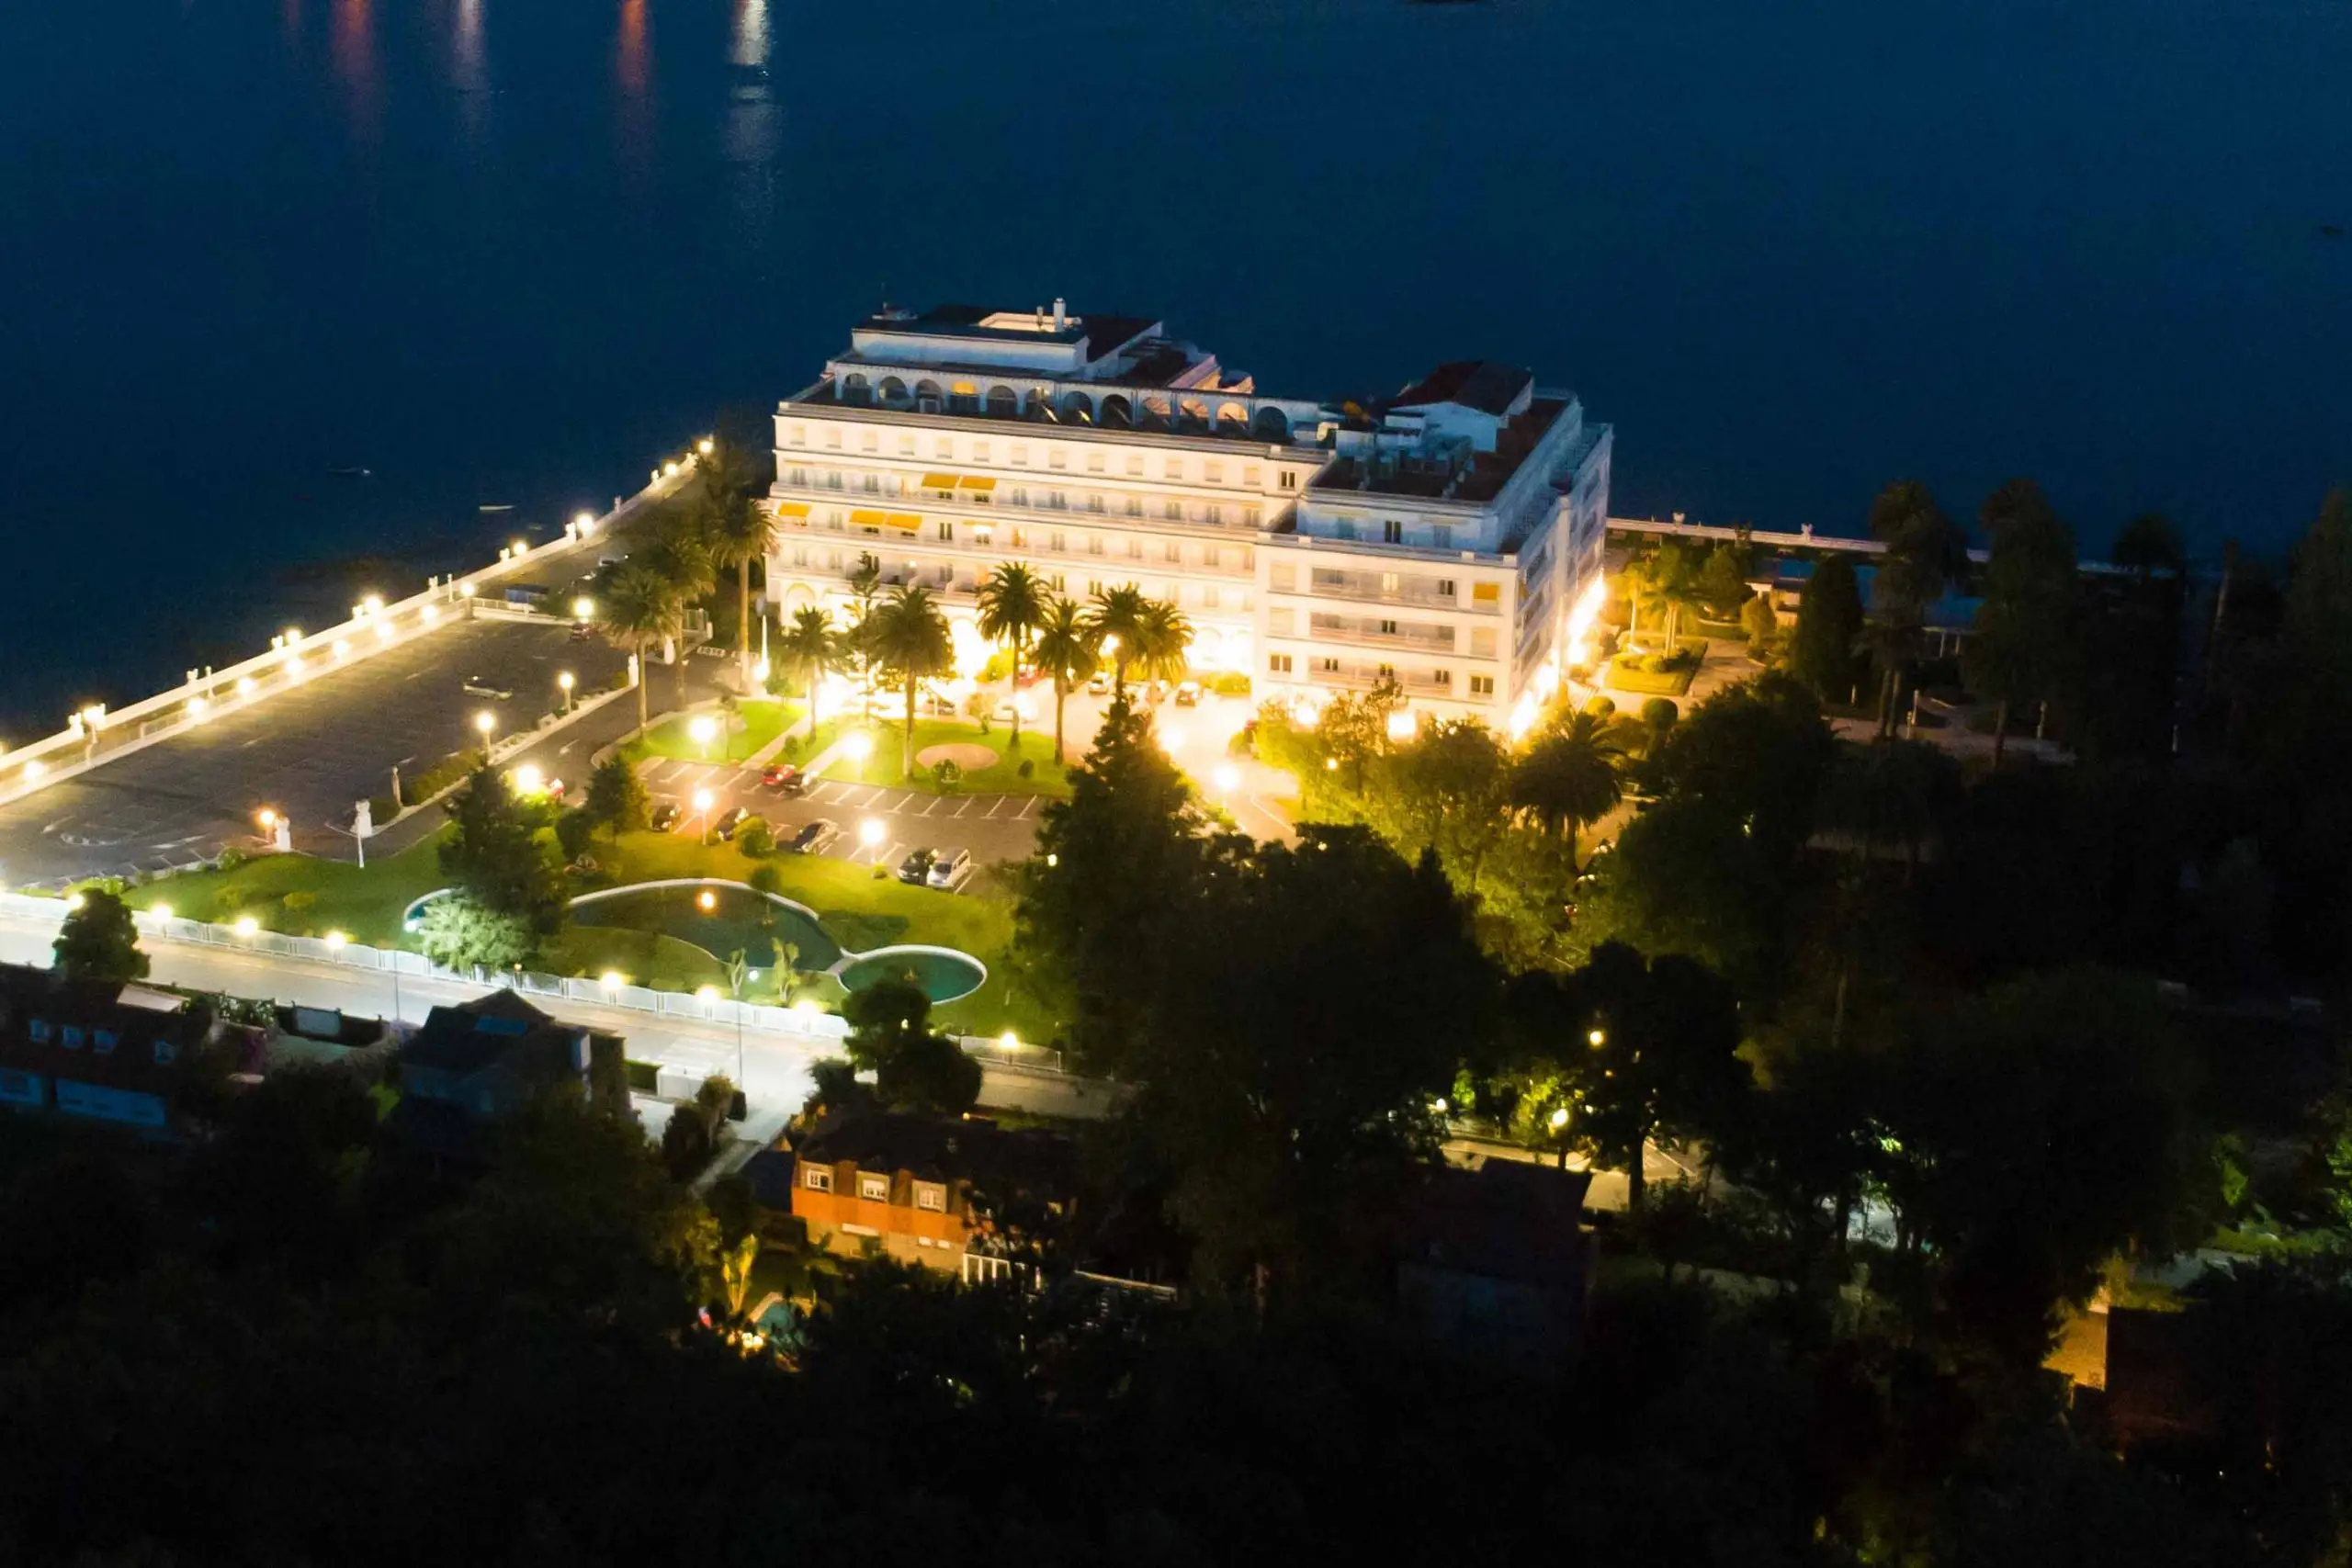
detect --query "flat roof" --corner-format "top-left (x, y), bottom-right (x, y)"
top-left (1310, 396), bottom-right (1569, 505)
top-left (856, 304), bottom-right (1159, 366)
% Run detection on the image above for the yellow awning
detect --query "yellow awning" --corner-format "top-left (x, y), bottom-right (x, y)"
top-left (849, 509), bottom-right (886, 527)
top-left (773, 502), bottom-right (809, 520)
top-left (886, 513), bottom-right (922, 533)
top-left (956, 476), bottom-right (998, 493)
top-left (920, 472), bottom-right (960, 491)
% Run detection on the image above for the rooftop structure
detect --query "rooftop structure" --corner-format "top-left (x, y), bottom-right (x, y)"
top-left (384, 990), bottom-right (616, 1165)
top-left (0, 964), bottom-right (219, 1132)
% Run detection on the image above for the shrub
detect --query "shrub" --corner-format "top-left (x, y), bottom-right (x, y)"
top-left (1639, 653), bottom-right (1669, 674)
top-left (1640, 697), bottom-right (1680, 730)
top-left (555, 807), bottom-right (596, 863)
top-left (215, 847), bottom-right (248, 873)
top-left (1210, 671), bottom-right (1253, 696)
top-left (1017, 758), bottom-right (1035, 779)
top-left (1583, 695), bottom-right (1618, 719)
top-left (625, 1058), bottom-right (660, 1093)
top-left (748, 864), bottom-right (783, 895)
top-left (280, 891), bottom-right (316, 914)
top-left (931, 758), bottom-right (963, 792)
top-left (738, 821), bottom-right (775, 857)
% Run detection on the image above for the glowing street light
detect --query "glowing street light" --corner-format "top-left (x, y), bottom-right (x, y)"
top-left (63, 892), bottom-right (86, 913)
top-left (255, 807), bottom-right (278, 832)
top-left (573, 511), bottom-right (596, 534)
top-left (1385, 707), bottom-right (1418, 742)
top-left (857, 818), bottom-right (885, 859)
top-left (842, 730), bottom-right (874, 763)
top-left (689, 714), bottom-right (718, 758)
top-left (1161, 726), bottom-right (1185, 750)
top-left (234, 916), bottom-right (260, 937)
top-left (513, 763), bottom-right (546, 795)
top-left (1212, 762), bottom-right (1241, 795)
top-left (510, 538), bottom-right (526, 558)
top-left (600, 970), bottom-right (625, 994)
top-left (149, 903), bottom-right (172, 922)
top-left (696, 889), bottom-right (718, 913)
top-left (999, 1030), bottom-right (1020, 1052)
top-left (572, 596), bottom-right (594, 621)
top-left (474, 710), bottom-right (497, 753)
top-left (558, 671), bottom-right (575, 713)
top-left (324, 931), bottom-right (348, 951)
top-left (361, 594), bottom-right (384, 617)
top-left (1549, 1105), bottom-right (1570, 1131)
top-left (1588, 1027), bottom-right (1607, 1048)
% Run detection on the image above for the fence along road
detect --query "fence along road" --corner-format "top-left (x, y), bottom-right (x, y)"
top-left (0, 895), bottom-right (1107, 1121)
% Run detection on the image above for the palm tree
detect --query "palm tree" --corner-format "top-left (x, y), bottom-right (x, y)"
top-left (865, 584), bottom-right (953, 776)
top-left (777, 606), bottom-right (840, 730)
top-left (1508, 712), bottom-right (1625, 867)
top-left (1089, 583), bottom-right (1150, 694)
top-left (637, 522), bottom-right (716, 708)
top-left (594, 562), bottom-right (682, 736)
top-left (975, 562), bottom-right (1046, 750)
top-left (1031, 594), bottom-right (1100, 763)
top-left (1133, 597), bottom-right (1193, 689)
top-left (845, 552), bottom-right (883, 717)
top-left (699, 449), bottom-right (778, 688)
top-left (1864, 480), bottom-right (1966, 736)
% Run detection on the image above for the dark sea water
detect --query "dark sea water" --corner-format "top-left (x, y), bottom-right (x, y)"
top-left (2, 0), bottom-right (2347, 735)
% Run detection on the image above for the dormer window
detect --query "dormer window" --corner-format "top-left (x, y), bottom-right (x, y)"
top-left (61, 1026), bottom-right (85, 1050)
top-left (28, 1018), bottom-right (51, 1043)
top-left (804, 1167), bottom-right (833, 1192)
top-left (94, 1029), bottom-right (119, 1055)
top-left (858, 1173), bottom-right (889, 1202)
top-left (915, 1183), bottom-right (946, 1213)
top-left (153, 1040), bottom-right (178, 1066)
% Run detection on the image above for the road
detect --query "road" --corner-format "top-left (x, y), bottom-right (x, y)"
top-left (0, 909), bottom-right (1113, 1121)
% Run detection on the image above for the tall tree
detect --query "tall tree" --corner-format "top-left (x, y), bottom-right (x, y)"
top-left (2110, 512), bottom-right (2186, 586)
top-left (1695, 542), bottom-right (1755, 622)
top-left (975, 562), bottom-right (1046, 750)
top-left (839, 976), bottom-right (980, 1116)
top-left (1965, 478), bottom-right (2078, 762)
top-left (639, 522), bottom-right (716, 709)
top-left (1787, 554), bottom-right (1864, 703)
top-left (865, 584), bottom-right (953, 776)
top-left (844, 551), bottom-right (883, 717)
top-left (1865, 480), bottom-right (1966, 734)
top-left (594, 561), bottom-right (683, 735)
top-left (776, 605), bottom-right (841, 729)
top-left (1089, 583), bottom-right (1150, 694)
top-left (440, 761), bottom-right (564, 936)
top-left (1389, 718), bottom-right (1512, 889)
top-left (1565, 942), bottom-right (1750, 1215)
top-left (1133, 597), bottom-right (1193, 687)
top-left (583, 753), bottom-right (650, 838)
top-left (1509, 711), bottom-right (1625, 868)
top-left (51, 888), bottom-right (149, 984)
top-left (1030, 593), bottom-right (1100, 763)
top-left (697, 444), bottom-right (777, 688)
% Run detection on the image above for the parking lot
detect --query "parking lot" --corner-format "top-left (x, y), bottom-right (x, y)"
top-left (633, 755), bottom-right (1048, 876)
top-left (0, 616), bottom-right (628, 886)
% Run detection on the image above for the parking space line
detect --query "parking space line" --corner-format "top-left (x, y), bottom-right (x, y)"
top-left (952, 799), bottom-right (973, 818)
top-left (1015, 798), bottom-right (1039, 819)
top-left (982, 797), bottom-right (1005, 818)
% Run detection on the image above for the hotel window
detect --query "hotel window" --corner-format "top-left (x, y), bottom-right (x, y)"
top-left (1048, 490), bottom-right (1068, 511)
top-left (1470, 627), bottom-right (1497, 657)
top-left (1280, 470), bottom-right (1298, 490)
top-left (1088, 535), bottom-right (1104, 556)
top-left (1335, 521), bottom-right (1358, 541)
top-left (824, 428), bottom-right (842, 450)
top-left (1010, 527), bottom-right (1027, 547)
top-left (62, 1026), bottom-right (84, 1050)
top-left (153, 1040), bottom-right (177, 1065)
top-left (1087, 578), bottom-right (1102, 595)
top-left (974, 441), bottom-right (990, 463)
top-left (1383, 520), bottom-right (1404, 544)
top-left (1378, 619), bottom-right (1398, 636)
top-left (935, 522), bottom-right (954, 542)
top-left (1204, 545), bottom-right (1221, 569)
top-left (859, 1173), bottom-right (888, 1201)
top-left (862, 431), bottom-right (879, 453)
top-left (898, 434), bottom-right (915, 455)
top-left (1010, 488), bottom-right (1029, 507)
top-left (804, 1168), bottom-right (832, 1192)
top-left (788, 424), bottom-right (807, 446)
top-left (28, 1019), bottom-right (50, 1043)
top-left (1270, 653), bottom-right (1294, 673)
top-left (1164, 501), bottom-right (1183, 522)
top-left (1087, 492), bottom-right (1104, 513)
top-left (1011, 444), bottom-right (1029, 465)
top-left (1319, 657), bottom-right (1340, 673)
top-left (827, 472), bottom-right (844, 491)
top-left (936, 437), bottom-right (954, 458)
top-left (1431, 670), bottom-right (1453, 687)
top-left (787, 467), bottom-right (808, 487)
top-left (1163, 457), bottom-right (1183, 480)
top-left (1125, 496), bottom-right (1143, 518)
top-left (790, 545), bottom-right (808, 567)
top-left (1204, 460), bottom-right (1224, 483)
top-left (1433, 524), bottom-right (1453, 549)
top-left (1470, 674), bottom-right (1495, 695)
top-left (974, 525), bottom-right (993, 547)
top-left (1164, 541), bottom-right (1182, 564)
top-left (1472, 581), bottom-right (1501, 605)
top-left (826, 511), bottom-right (844, 531)
top-left (1049, 447), bottom-right (1068, 469)
top-left (1269, 608), bottom-right (1295, 635)
top-left (1270, 562), bottom-right (1295, 591)
top-left (1051, 573), bottom-right (1065, 591)
top-left (1380, 572), bottom-right (1400, 594)
top-left (1438, 578), bottom-right (1456, 597)
top-left (916, 1184), bottom-right (945, 1213)
top-left (1125, 455), bottom-right (1144, 477)
top-left (1087, 451), bottom-right (1105, 473)
top-left (1376, 662), bottom-right (1396, 679)
top-left (1050, 531), bottom-right (1067, 552)
top-left (862, 474), bottom-right (880, 493)
top-left (1244, 465), bottom-right (1261, 486)
top-left (1243, 506), bottom-right (1261, 528)
top-left (1203, 586), bottom-right (1220, 609)
top-left (1126, 537), bottom-right (1144, 559)
top-left (826, 549), bottom-right (843, 570)
top-left (1207, 504), bottom-right (1225, 526)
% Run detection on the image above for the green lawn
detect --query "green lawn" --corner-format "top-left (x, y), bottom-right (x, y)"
top-left (622, 699), bottom-right (801, 764)
top-left (125, 833), bottom-right (453, 947)
top-left (788, 716), bottom-right (1073, 799)
top-left (1608, 655), bottom-right (1702, 696)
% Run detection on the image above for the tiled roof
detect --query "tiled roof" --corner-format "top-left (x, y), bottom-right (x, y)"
top-left (1396, 1160), bottom-right (1590, 1290)
top-left (1389, 360), bottom-right (1534, 417)
top-left (0, 963), bottom-right (209, 1098)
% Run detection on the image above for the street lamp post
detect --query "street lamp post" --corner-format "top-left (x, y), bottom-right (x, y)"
top-left (558, 671), bottom-right (576, 714)
top-left (474, 709), bottom-right (497, 757)
top-left (691, 787), bottom-right (715, 838)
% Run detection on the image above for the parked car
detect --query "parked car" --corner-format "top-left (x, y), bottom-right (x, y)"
top-left (896, 847), bottom-right (936, 885)
top-left (788, 818), bottom-right (839, 854)
top-left (461, 676), bottom-right (514, 700)
top-left (712, 806), bottom-right (750, 840)
top-left (1085, 671), bottom-right (1112, 696)
top-left (1173, 680), bottom-right (1203, 706)
top-left (650, 801), bottom-right (682, 832)
top-left (569, 622), bottom-right (594, 642)
top-left (924, 847), bottom-right (975, 892)
top-left (762, 763), bottom-right (807, 795)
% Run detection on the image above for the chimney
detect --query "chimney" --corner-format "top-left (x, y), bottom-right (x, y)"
top-left (1052, 297), bottom-right (1067, 330)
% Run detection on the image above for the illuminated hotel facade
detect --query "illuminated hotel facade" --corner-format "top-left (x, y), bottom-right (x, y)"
top-left (766, 301), bottom-right (1611, 733)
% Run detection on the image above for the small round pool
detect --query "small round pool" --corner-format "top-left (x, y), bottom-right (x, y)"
top-left (835, 945), bottom-right (988, 1005)
top-left (571, 881), bottom-right (842, 970)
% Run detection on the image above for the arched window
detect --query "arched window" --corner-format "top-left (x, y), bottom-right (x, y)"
top-left (1178, 398), bottom-right (1210, 430)
top-left (986, 385), bottom-right (1019, 419)
top-left (949, 380), bottom-right (980, 414)
top-left (914, 379), bottom-right (944, 412)
top-left (877, 376), bottom-right (910, 407)
top-left (1251, 406), bottom-right (1291, 442)
top-left (1099, 394), bottom-right (1134, 430)
top-left (1058, 390), bottom-right (1095, 425)
top-left (1216, 401), bottom-right (1250, 434)
top-left (842, 373), bottom-right (872, 406)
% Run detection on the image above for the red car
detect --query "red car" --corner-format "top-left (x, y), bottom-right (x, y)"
top-left (761, 763), bottom-right (807, 795)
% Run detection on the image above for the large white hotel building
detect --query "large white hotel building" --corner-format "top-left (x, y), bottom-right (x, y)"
top-left (766, 300), bottom-right (1612, 732)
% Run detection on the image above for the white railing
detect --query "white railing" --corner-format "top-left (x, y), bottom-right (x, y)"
top-left (0, 462), bottom-right (698, 811)
top-left (0, 890), bottom-right (1079, 1072)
